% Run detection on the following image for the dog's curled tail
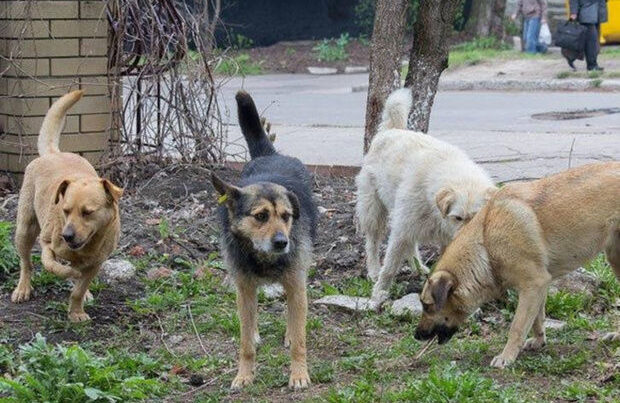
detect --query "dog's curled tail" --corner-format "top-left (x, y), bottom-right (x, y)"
top-left (38, 90), bottom-right (84, 156)
top-left (378, 88), bottom-right (412, 132)
top-left (236, 90), bottom-right (276, 159)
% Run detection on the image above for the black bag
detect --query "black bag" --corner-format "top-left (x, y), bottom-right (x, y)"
top-left (554, 20), bottom-right (587, 53)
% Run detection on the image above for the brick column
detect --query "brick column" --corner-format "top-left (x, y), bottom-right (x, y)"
top-left (0, 0), bottom-right (110, 182)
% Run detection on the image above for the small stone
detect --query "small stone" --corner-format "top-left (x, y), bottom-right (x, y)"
top-left (307, 66), bottom-right (337, 75)
top-left (344, 66), bottom-right (369, 74)
top-left (391, 293), bottom-right (423, 317)
top-left (189, 374), bottom-right (205, 386)
top-left (314, 295), bottom-right (373, 312)
top-left (549, 268), bottom-right (600, 297)
top-left (261, 283), bottom-right (284, 299)
top-left (129, 245), bottom-right (146, 257)
top-left (147, 266), bottom-right (174, 280)
top-left (317, 206), bottom-right (328, 215)
top-left (168, 335), bottom-right (184, 346)
top-left (99, 259), bottom-right (136, 284)
top-left (544, 318), bottom-right (566, 330)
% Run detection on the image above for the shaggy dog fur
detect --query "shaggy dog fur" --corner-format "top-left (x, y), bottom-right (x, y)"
top-left (356, 88), bottom-right (496, 307)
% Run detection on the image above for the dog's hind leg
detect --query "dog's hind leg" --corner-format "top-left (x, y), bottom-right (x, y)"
top-left (602, 220), bottom-right (620, 342)
top-left (370, 218), bottom-right (415, 308)
top-left (231, 276), bottom-right (258, 390)
top-left (282, 271), bottom-right (310, 390)
top-left (11, 182), bottom-right (40, 303)
top-left (523, 293), bottom-right (547, 351)
top-left (356, 172), bottom-right (388, 281)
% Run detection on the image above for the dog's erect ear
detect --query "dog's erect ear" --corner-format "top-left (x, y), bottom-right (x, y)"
top-left (211, 173), bottom-right (241, 207)
top-left (55, 180), bottom-right (71, 204)
top-left (431, 273), bottom-right (455, 311)
top-left (101, 179), bottom-right (124, 203)
top-left (286, 191), bottom-right (300, 219)
top-left (435, 188), bottom-right (455, 218)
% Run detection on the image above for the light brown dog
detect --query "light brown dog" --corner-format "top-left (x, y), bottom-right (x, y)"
top-left (11, 90), bottom-right (123, 322)
top-left (415, 162), bottom-right (620, 368)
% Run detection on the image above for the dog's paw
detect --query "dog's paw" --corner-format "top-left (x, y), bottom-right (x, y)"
top-left (490, 354), bottom-right (514, 369)
top-left (601, 332), bottom-right (620, 342)
top-left (523, 336), bottom-right (546, 351)
top-left (369, 290), bottom-right (389, 311)
top-left (68, 311), bottom-right (91, 323)
top-left (289, 369), bottom-right (310, 390)
top-left (11, 285), bottom-right (33, 303)
top-left (230, 373), bottom-right (254, 390)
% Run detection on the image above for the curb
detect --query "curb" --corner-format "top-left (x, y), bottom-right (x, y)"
top-left (351, 79), bottom-right (620, 92)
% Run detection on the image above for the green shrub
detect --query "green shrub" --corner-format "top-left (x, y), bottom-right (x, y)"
top-left (214, 54), bottom-right (263, 76)
top-left (313, 33), bottom-right (350, 62)
top-left (0, 221), bottom-right (19, 275)
top-left (0, 334), bottom-right (166, 402)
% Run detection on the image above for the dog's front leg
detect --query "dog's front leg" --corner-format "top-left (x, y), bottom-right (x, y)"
top-left (68, 267), bottom-right (98, 322)
top-left (41, 245), bottom-right (81, 279)
top-left (282, 272), bottom-right (310, 390)
top-left (231, 276), bottom-right (258, 390)
top-left (491, 278), bottom-right (549, 368)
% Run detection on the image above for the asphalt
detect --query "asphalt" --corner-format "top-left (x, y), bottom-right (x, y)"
top-left (219, 73), bottom-right (620, 183)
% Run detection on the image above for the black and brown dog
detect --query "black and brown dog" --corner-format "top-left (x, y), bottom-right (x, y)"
top-left (211, 91), bottom-right (317, 390)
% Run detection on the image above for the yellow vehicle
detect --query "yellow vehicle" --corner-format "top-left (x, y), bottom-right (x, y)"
top-left (565, 0), bottom-right (620, 44)
top-left (600, 0), bottom-right (620, 44)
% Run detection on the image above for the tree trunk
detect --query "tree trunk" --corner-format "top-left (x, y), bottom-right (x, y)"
top-left (404, 0), bottom-right (461, 133)
top-left (363, 0), bottom-right (408, 153)
top-left (464, 0), bottom-right (507, 39)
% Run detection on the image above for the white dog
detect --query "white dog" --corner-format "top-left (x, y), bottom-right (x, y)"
top-left (356, 88), bottom-right (496, 306)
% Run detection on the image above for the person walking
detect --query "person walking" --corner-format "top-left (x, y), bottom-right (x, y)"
top-left (512, 0), bottom-right (548, 54)
top-left (569, 0), bottom-right (608, 71)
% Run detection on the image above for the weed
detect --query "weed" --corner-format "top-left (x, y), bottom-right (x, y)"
top-left (584, 254), bottom-right (620, 306)
top-left (588, 70), bottom-right (603, 79)
top-left (231, 33), bottom-right (253, 50)
top-left (0, 334), bottom-right (166, 401)
top-left (313, 33), bottom-right (350, 62)
top-left (556, 71), bottom-right (570, 79)
top-left (158, 218), bottom-right (170, 240)
top-left (591, 78), bottom-right (603, 87)
top-left (388, 363), bottom-right (515, 402)
top-left (546, 291), bottom-right (591, 320)
top-left (215, 54), bottom-right (263, 76)
top-left (0, 222), bottom-right (18, 276)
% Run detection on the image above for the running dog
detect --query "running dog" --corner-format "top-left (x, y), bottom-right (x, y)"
top-left (211, 91), bottom-right (317, 390)
top-left (415, 162), bottom-right (620, 368)
top-left (356, 88), bottom-right (496, 307)
top-left (11, 90), bottom-right (123, 322)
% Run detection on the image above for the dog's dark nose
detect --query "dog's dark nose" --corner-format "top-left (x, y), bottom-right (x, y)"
top-left (62, 227), bottom-right (75, 243)
top-left (272, 232), bottom-right (288, 250)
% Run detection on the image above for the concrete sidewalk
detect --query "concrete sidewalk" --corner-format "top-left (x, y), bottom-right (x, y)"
top-left (221, 73), bottom-right (620, 183)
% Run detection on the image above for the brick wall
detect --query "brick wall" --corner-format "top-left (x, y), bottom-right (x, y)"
top-left (0, 0), bottom-right (110, 182)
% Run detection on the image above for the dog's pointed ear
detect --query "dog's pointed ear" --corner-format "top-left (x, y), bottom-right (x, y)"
top-left (435, 188), bottom-right (455, 218)
top-left (55, 180), bottom-right (71, 204)
top-left (101, 179), bottom-right (123, 203)
top-left (286, 191), bottom-right (300, 219)
top-left (430, 272), bottom-right (455, 311)
top-left (211, 173), bottom-right (241, 208)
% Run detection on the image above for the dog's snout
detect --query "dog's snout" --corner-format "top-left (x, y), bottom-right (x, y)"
top-left (62, 227), bottom-right (75, 243)
top-left (272, 232), bottom-right (288, 250)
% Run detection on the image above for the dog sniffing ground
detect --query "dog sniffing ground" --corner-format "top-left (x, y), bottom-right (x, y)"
top-left (0, 167), bottom-right (618, 401)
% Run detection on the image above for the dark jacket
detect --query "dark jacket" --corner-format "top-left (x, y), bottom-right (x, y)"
top-left (569, 0), bottom-right (608, 24)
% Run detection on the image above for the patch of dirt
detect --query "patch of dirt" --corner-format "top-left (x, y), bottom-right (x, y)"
top-left (532, 107), bottom-right (620, 121)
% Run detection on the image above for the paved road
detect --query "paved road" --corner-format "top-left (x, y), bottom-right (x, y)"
top-left (219, 73), bottom-right (620, 182)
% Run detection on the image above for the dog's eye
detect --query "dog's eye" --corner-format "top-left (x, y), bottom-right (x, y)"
top-left (254, 211), bottom-right (268, 222)
top-left (82, 209), bottom-right (93, 217)
top-left (63, 209), bottom-right (70, 216)
top-left (281, 212), bottom-right (290, 222)
top-left (454, 216), bottom-right (463, 221)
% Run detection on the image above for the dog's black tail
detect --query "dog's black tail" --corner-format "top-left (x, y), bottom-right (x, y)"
top-left (236, 90), bottom-right (276, 159)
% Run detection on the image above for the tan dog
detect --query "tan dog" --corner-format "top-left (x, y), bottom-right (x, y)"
top-left (415, 162), bottom-right (620, 368)
top-left (11, 90), bottom-right (123, 322)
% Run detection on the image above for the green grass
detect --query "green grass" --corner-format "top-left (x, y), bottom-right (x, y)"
top-left (313, 33), bottom-right (350, 62)
top-left (0, 221), bottom-right (19, 276)
top-left (214, 53), bottom-right (263, 76)
top-left (0, 334), bottom-right (167, 402)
